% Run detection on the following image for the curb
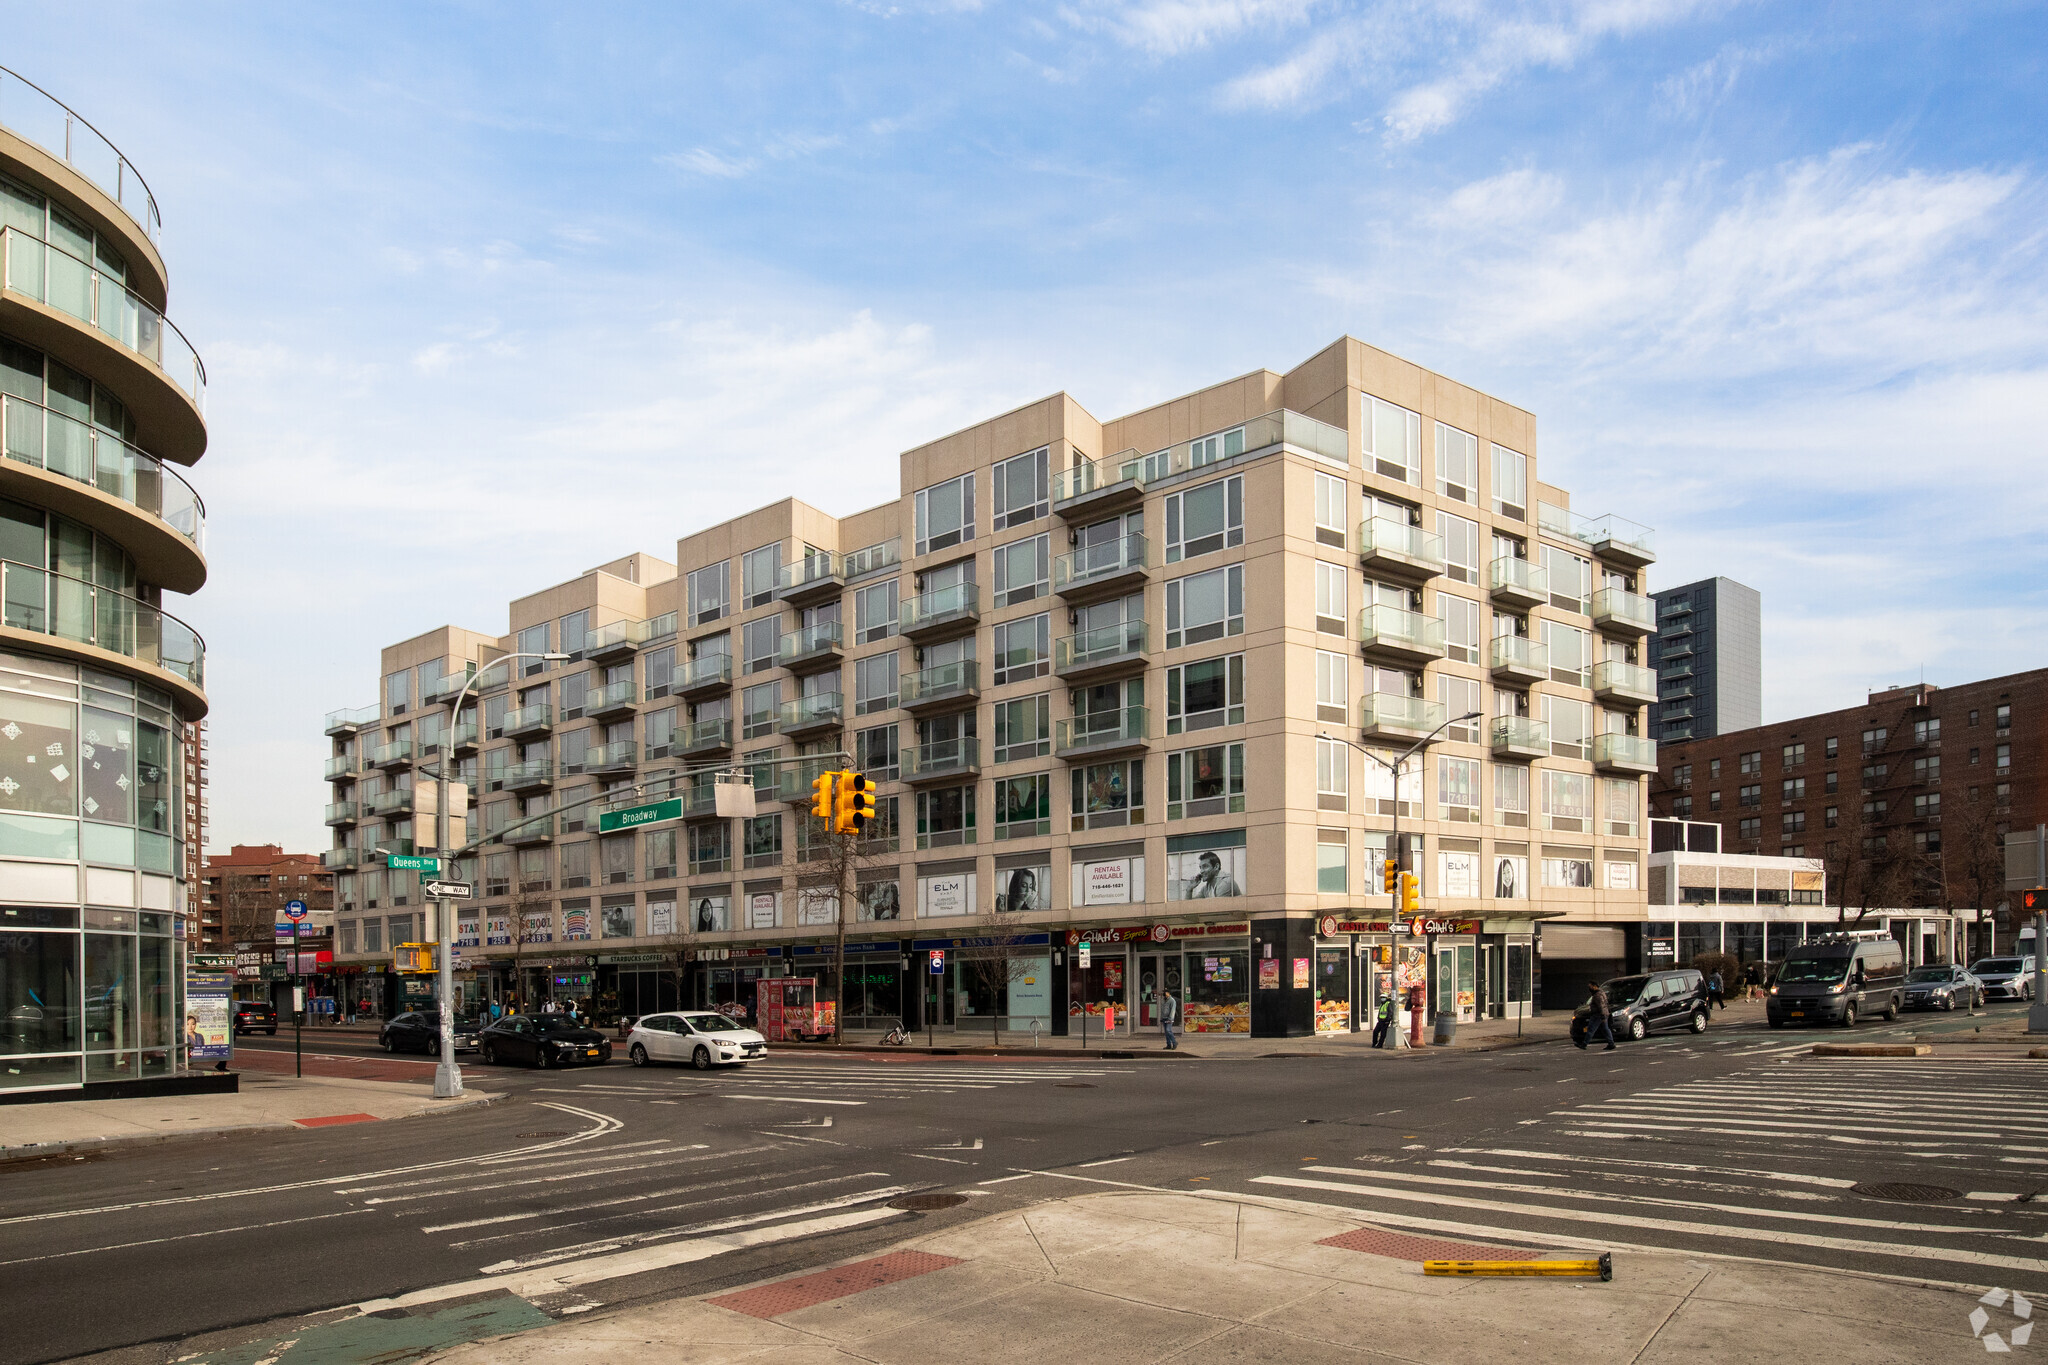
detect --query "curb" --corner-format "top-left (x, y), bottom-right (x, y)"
top-left (1810, 1043), bottom-right (1933, 1058)
top-left (0, 1091), bottom-right (505, 1161)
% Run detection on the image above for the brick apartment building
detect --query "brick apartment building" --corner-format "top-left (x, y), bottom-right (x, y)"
top-left (200, 844), bottom-right (336, 951)
top-left (1652, 669), bottom-right (2044, 956)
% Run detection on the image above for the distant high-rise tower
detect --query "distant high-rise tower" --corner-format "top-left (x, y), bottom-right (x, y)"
top-left (1650, 578), bottom-right (1760, 741)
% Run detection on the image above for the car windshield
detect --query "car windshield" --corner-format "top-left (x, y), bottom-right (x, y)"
top-left (1601, 976), bottom-right (1650, 1007)
top-left (680, 1013), bottom-right (735, 1033)
top-left (1906, 967), bottom-right (1951, 982)
top-left (1778, 955), bottom-right (1850, 983)
top-left (1974, 959), bottom-right (2023, 974)
top-left (532, 1015), bottom-right (588, 1032)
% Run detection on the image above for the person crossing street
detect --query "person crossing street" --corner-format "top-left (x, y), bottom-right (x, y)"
top-left (1580, 981), bottom-right (1616, 1051)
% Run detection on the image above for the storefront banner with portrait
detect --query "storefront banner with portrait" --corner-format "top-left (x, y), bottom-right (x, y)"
top-left (184, 965), bottom-right (233, 1061)
top-left (601, 902), bottom-right (636, 939)
top-left (1167, 845), bottom-right (1245, 900)
top-left (1493, 854), bottom-right (1529, 899)
top-left (690, 894), bottom-right (730, 933)
top-left (857, 880), bottom-right (902, 921)
top-left (1073, 856), bottom-right (1142, 905)
top-left (995, 864), bottom-right (1050, 914)
top-left (919, 872), bottom-right (975, 918)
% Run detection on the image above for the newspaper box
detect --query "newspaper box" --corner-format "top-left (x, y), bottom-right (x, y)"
top-left (755, 976), bottom-right (837, 1042)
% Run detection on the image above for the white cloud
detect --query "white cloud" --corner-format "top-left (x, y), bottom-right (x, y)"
top-left (659, 147), bottom-right (757, 178)
top-left (1062, 0), bottom-right (1322, 57)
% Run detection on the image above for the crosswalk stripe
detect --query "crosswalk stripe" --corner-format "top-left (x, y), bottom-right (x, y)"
top-left (1561, 1109), bottom-right (2033, 1139)
top-left (1442, 1148), bottom-right (1859, 1188)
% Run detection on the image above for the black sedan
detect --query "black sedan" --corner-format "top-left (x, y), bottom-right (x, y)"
top-left (379, 1010), bottom-right (479, 1055)
top-left (233, 999), bottom-right (277, 1036)
top-left (476, 1014), bottom-right (613, 1068)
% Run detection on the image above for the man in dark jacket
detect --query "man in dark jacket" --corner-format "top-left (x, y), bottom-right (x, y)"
top-left (1372, 994), bottom-right (1396, 1048)
top-left (1584, 982), bottom-right (1616, 1051)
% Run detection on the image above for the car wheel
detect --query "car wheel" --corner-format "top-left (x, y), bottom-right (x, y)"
top-left (1942, 995), bottom-right (1955, 1011)
top-left (536, 1049), bottom-right (553, 1069)
top-left (693, 1045), bottom-right (713, 1071)
top-left (382, 1036), bottom-right (396, 1053)
top-left (1689, 1010), bottom-right (1708, 1034)
top-left (1884, 997), bottom-right (1899, 1021)
top-left (428, 1038), bottom-right (442, 1057)
top-left (481, 1043), bottom-right (497, 1065)
top-left (1767, 1018), bottom-right (1784, 1029)
top-left (267, 1028), bottom-right (277, 1036)
top-left (630, 1043), bottom-right (649, 1067)
top-left (1840, 1001), bottom-right (1857, 1028)
top-left (1627, 1016), bottom-right (1647, 1042)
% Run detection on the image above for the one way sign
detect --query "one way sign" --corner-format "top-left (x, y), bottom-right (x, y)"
top-left (422, 879), bottom-right (475, 900)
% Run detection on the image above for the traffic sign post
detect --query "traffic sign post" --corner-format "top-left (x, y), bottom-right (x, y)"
top-left (285, 900), bottom-right (306, 1077)
top-left (422, 879), bottom-right (474, 900)
top-left (927, 949), bottom-right (945, 1047)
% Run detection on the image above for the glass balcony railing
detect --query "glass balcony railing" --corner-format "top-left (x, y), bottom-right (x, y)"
top-left (502, 759), bottom-right (554, 789)
top-left (365, 788), bottom-right (414, 818)
top-left (0, 558), bottom-right (204, 689)
top-left (1054, 534), bottom-right (1150, 592)
top-left (843, 538), bottom-right (901, 580)
top-left (324, 704), bottom-right (379, 735)
top-left (447, 722), bottom-right (479, 750)
top-left (901, 583), bottom-right (979, 634)
top-left (0, 66), bottom-right (163, 241)
top-left (1358, 518), bottom-right (1445, 574)
top-left (778, 691), bottom-right (844, 733)
top-left (1057, 706), bottom-right (1149, 753)
top-left (323, 755), bottom-right (358, 780)
top-left (1359, 693), bottom-right (1447, 739)
top-left (1592, 660), bottom-right (1658, 702)
top-left (585, 617), bottom-right (649, 655)
top-left (901, 659), bottom-right (980, 709)
top-left (1593, 733), bottom-right (1659, 771)
top-left (779, 621), bottom-right (844, 665)
top-left (504, 704), bottom-right (553, 734)
top-left (1059, 410), bottom-right (1349, 506)
top-left (679, 717), bottom-right (733, 751)
top-left (778, 552), bottom-right (843, 595)
top-left (1592, 587), bottom-right (1656, 633)
top-left (1489, 555), bottom-right (1547, 600)
top-left (0, 228), bottom-right (204, 408)
top-left (1490, 716), bottom-right (1550, 757)
top-left (675, 653), bottom-right (733, 692)
top-left (1357, 604), bottom-right (1444, 659)
top-left (903, 737), bottom-right (980, 780)
top-left (1, 395), bottom-right (205, 553)
top-left (1055, 618), bottom-right (1148, 673)
top-left (371, 740), bottom-right (413, 767)
top-left (323, 801), bottom-right (358, 825)
top-left (1489, 635), bottom-right (1549, 677)
top-left (589, 680), bottom-right (637, 713)
top-left (776, 755), bottom-right (839, 803)
top-left (504, 814), bottom-right (555, 845)
top-left (1538, 503), bottom-right (1656, 563)
top-left (421, 669), bottom-right (474, 706)
top-left (1054, 452), bottom-right (1146, 505)
top-left (319, 847), bottom-right (363, 870)
top-left (587, 741), bottom-right (638, 772)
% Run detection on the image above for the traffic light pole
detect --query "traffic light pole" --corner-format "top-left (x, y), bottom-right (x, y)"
top-left (2030, 826), bottom-right (2048, 1035)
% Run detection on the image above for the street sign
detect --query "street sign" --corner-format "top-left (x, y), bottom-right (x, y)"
top-left (928, 949), bottom-right (945, 975)
top-left (423, 879), bottom-right (475, 900)
top-left (1077, 941), bottom-right (1092, 968)
top-left (386, 853), bottom-right (441, 872)
top-left (284, 899), bottom-right (308, 921)
top-left (598, 798), bottom-right (683, 833)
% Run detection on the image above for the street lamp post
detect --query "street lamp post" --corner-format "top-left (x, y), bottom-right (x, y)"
top-left (424, 648), bottom-right (567, 1099)
top-left (1322, 711), bottom-right (1481, 1046)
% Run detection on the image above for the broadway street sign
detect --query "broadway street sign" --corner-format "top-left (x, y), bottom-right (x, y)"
top-left (597, 798), bottom-right (683, 834)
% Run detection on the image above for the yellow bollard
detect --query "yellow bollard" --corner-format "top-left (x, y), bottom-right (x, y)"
top-left (1423, 1254), bottom-right (1612, 1282)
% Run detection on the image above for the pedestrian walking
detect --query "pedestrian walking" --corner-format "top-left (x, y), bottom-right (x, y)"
top-left (1583, 981), bottom-right (1616, 1051)
top-left (1372, 993), bottom-right (1396, 1048)
top-left (1157, 989), bottom-right (1181, 1050)
top-left (1708, 970), bottom-right (1727, 1012)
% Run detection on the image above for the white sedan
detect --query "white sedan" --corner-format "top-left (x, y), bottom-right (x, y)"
top-left (627, 1011), bottom-right (768, 1070)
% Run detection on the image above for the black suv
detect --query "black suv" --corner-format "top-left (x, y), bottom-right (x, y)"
top-left (1572, 969), bottom-right (1709, 1045)
top-left (232, 999), bottom-right (277, 1036)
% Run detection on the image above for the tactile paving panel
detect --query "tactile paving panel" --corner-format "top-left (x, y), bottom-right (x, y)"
top-left (1318, 1227), bottom-right (1532, 1262)
top-left (293, 1113), bottom-right (379, 1128)
top-left (707, 1250), bottom-right (964, 1319)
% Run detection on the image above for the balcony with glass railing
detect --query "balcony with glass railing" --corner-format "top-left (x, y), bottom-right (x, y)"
top-left (903, 737), bottom-right (980, 783)
top-left (504, 814), bottom-right (555, 846)
top-left (364, 788), bottom-right (415, 819)
top-left (504, 704), bottom-right (553, 737)
top-left (1054, 533), bottom-right (1151, 598)
top-left (1488, 555), bottom-right (1547, 609)
top-left (674, 653), bottom-right (734, 697)
top-left (1057, 410), bottom-right (1348, 517)
top-left (0, 228), bottom-right (205, 414)
top-left (843, 538), bottom-right (901, 580)
top-left (587, 741), bottom-right (638, 774)
top-left (1055, 618), bottom-right (1148, 680)
top-left (1057, 706), bottom-right (1149, 758)
top-left (0, 558), bottom-right (205, 694)
top-left (778, 691), bottom-right (844, 736)
top-left (779, 621), bottom-right (845, 671)
top-left (1359, 693), bottom-right (1448, 743)
top-left (447, 722), bottom-right (479, 753)
top-left (1053, 452), bottom-right (1147, 516)
top-left (588, 679), bottom-right (638, 719)
top-left (323, 801), bottom-right (358, 827)
top-left (0, 66), bottom-right (164, 243)
top-left (777, 551), bottom-right (845, 604)
top-left (585, 617), bottom-right (649, 661)
top-left (677, 716), bottom-right (734, 755)
top-left (421, 669), bottom-right (475, 706)
top-left (901, 583), bottom-right (979, 639)
top-left (1593, 732), bottom-right (1659, 774)
top-left (503, 759), bottom-right (555, 791)
top-left (324, 704), bottom-right (378, 737)
top-left (900, 658), bottom-right (980, 713)
top-left (1, 393), bottom-right (206, 572)
top-left (1358, 519), bottom-right (1445, 579)
top-left (1358, 605), bottom-right (1445, 664)
top-left (1591, 587), bottom-right (1656, 636)
top-left (1592, 660), bottom-right (1659, 706)
top-left (1488, 634), bottom-right (1549, 685)
top-left (1537, 503), bottom-right (1656, 567)
top-left (1490, 716), bottom-right (1550, 761)
top-left (320, 847), bottom-right (364, 870)
top-left (369, 740), bottom-right (412, 769)
top-left (776, 755), bottom-right (840, 804)
top-left (323, 754), bottom-right (359, 781)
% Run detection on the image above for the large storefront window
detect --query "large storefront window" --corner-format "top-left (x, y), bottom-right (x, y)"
top-left (1184, 950), bottom-right (1249, 1032)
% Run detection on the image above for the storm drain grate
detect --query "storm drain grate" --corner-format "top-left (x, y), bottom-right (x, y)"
top-left (890, 1193), bottom-right (969, 1211)
top-left (517, 1130), bottom-right (570, 1138)
top-left (1854, 1182), bottom-right (1960, 1203)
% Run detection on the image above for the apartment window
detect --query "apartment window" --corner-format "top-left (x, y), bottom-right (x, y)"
top-left (1783, 810), bottom-right (1806, 834)
top-left (1673, 763), bottom-right (1692, 787)
top-left (1997, 782), bottom-right (2012, 805)
top-left (558, 609), bottom-right (590, 661)
top-left (517, 623), bottom-right (549, 675)
top-left (485, 852), bottom-right (510, 897)
top-left (1709, 758), bottom-right (1721, 779)
top-left (1167, 742), bottom-right (1245, 820)
top-left (1542, 694), bottom-right (1591, 760)
top-left (1824, 805), bottom-right (1839, 827)
top-left (1071, 760), bottom-right (1142, 830)
top-left (1825, 771), bottom-right (1839, 793)
top-left (1316, 651), bottom-right (1348, 724)
top-left (1862, 833), bottom-right (1886, 854)
top-left (688, 822), bottom-right (730, 874)
top-left (1165, 564), bottom-right (1244, 649)
top-left (992, 532), bottom-right (1050, 607)
top-left (1739, 750), bottom-right (1762, 775)
top-left (1439, 593), bottom-right (1482, 664)
top-left (1863, 798), bottom-right (1888, 819)
top-left (1860, 727), bottom-right (1886, 755)
top-left (1671, 795), bottom-right (1693, 819)
top-left (1495, 763), bottom-right (1529, 825)
top-left (1440, 675), bottom-right (1481, 742)
top-left (1188, 425), bottom-right (1246, 468)
top-left (743, 813), bottom-right (782, 868)
top-left (742, 616), bottom-right (779, 675)
top-left (1434, 511), bottom-right (1481, 585)
top-left (1914, 755), bottom-right (1940, 784)
top-left (1437, 755), bottom-right (1478, 822)
top-left (1541, 620), bottom-right (1589, 686)
top-left (916, 784), bottom-right (976, 848)
top-left (1783, 742), bottom-right (1805, 767)
top-left (992, 612), bottom-right (1051, 685)
top-left (1997, 743), bottom-right (2012, 772)
top-left (1313, 472), bottom-right (1347, 548)
top-left (856, 723), bottom-right (900, 781)
top-left (1163, 474), bottom-right (1243, 564)
top-left (1363, 395), bottom-right (1421, 484)
top-left (992, 447), bottom-right (1049, 530)
top-left (555, 671), bottom-right (587, 721)
top-left (1782, 777), bottom-right (1806, 801)
top-left (686, 561), bottom-right (730, 626)
top-left (915, 471), bottom-right (976, 556)
top-left (994, 772), bottom-right (1051, 840)
top-left (560, 840), bottom-right (591, 889)
top-left (384, 668), bottom-right (409, 716)
top-left (1317, 829), bottom-right (1349, 894)
top-left (1914, 717), bottom-right (1941, 743)
top-left (1163, 653), bottom-right (1244, 735)
top-left (641, 645), bottom-right (676, 701)
top-left (1431, 422), bottom-right (1478, 503)
top-left (853, 578), bottom-right (899, 644)
top-left (1316, 736), bottom-right (1349, 811)
top-left (1491, 444), bottom-right (1527, 519)
top-left (741, 681), bottom-right (779, 739)
top-left (1821, 736), bottom-right (1838, 760)
top-left (1541, 769), bottom-right (1591, 832)
top-left (644, 707), bottom-right (676, 759)
top-left (1731, 817), bottom-right (1761, 842)
top-left (1738, 784), bottom-right (1761, 808)
top-left (739, 543), bottom-right (781, 609)
top-left (1914, 792), bottom-right (1941, 819)
top-left (854, 652), bottom-right (899, 715)
top-left (1602, 777), bottom-right (1638, 836)
top-left (1313, 561), bottom-right (1348, 635)
top-left (1997, 704), bottom-right (2012, 730)
top-left (1970, 747), bottom-right (1981, 765)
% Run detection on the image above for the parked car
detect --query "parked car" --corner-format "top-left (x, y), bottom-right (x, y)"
top-left (1570, 969), bottom-right (1710, 1045)
top-left (379, 1010), bottom-right (479, 1055)
top-left (1902, 964), bottom-right (1983, 1011)
top-left (1969, 956), bottom-right (2037, 1002)
top-left (233, 999), bottom-right (277, 1036)
top-left (476, 1013), bottom-right (613, 1068)
top-left (1767, 933), bottom-right (1906, 1027)
top-left (627, 1011), bottom-right (769, 1070)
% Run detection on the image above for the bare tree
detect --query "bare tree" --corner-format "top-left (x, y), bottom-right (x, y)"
top-left (1947, 786), bottom-right (2008, 959)
top-left (962, 902), bottom-right (1035, 1046)
top-left (796, 799), bottom-right (897, 1045)
top-left (1823, 797), bottom-right (1913, 926)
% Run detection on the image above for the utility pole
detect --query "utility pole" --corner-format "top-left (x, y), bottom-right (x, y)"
top-left (2031, 824), bottom-right (2048, 1035)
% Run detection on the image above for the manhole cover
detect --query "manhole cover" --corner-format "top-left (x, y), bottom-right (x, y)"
top-left (1055, 1082), bottom-right (1095, 1088)
top-left (890, 1193), bottom-right (968, 1211)
top-left (517, 1130), bottom-right (570, 1138)
top-left (1854, 1182), bottom-right (1959, 1203)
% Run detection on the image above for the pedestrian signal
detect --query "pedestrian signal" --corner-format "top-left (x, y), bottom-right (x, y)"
top-left (1383, 858), bottom-right (1400, 893)
top-left (2025, 888), bottom-right (2048, 914)
top-left (833, 771), bottom-right (876, 836)
top-left (1400, 871), bottom-right (1420, 916)
top-left (810, 769), bottom-right (840, 819)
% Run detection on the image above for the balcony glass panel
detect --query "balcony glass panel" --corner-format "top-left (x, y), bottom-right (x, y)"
top-left (504, 704), bottom-right (553, 732)
top-left (778, 552), bottom-right (842, 591)
top-left (1057, 706), bottom-right (1148, 752)
top-left (1593, 660), bottom-right (1657, 699)
top-left (1358, 518), bottom-right (1445, 570)
top-left (1359, 694), bottom-right (1447, 736)
top-left (371, 740), bottom-right (413, 766)
top-left (779, 692), bottom-right (844, 731)
top-left (681, 717), bottom-right (733, 750)
top-left (676, 654), bottom-right (733, 690)
top-left (323, 755), bottom-right (357, 779)
top-left (843, 539), bottom-right (901, 579)
top-left (324, 703), bottom-right (379, 733)
top-left (0, 69), bottom-right (164, 238)
top-left (1489, 635), bottom-right (1548, 674)
top-left (1055, 619), bottom-right (1147, 671)
top-left (0, 229), bottom-right (205, 406)
top-left (1489, 555), bottom-right (1547, 598)
top-left (586, 618), bottom-right (648, 653)
top-left (1357, 604), bottom-right (1444, 656)
top-left (903, 737), bottom-right (979, 779)
top-left (0, 559), bottom-right (205, 688)
top-left (324, 801), bottom-right (357, 824)
top-left (1, 394), bottom-right (206, 552)
top-left (1054, 534), bottom-right (1150, 592)
top-left (900, 658), bottom-right (979, 706)
top-left (503, 759), bottom-right (553, 786)
top-left (901, 583), bottom-right (979, 632)
top-left (590, 680), bottom-right (637, 711)
top-left (779, 622), bottom-right (844, 662)
top-left (587, 741), bottom-right (637, 770)
top-left (1592, 587), bottom-right (1656, 631)
top-left (1490, 716), bottom-right (1549, 755)
top-left (1594, 733), bottom-right (1658, 768)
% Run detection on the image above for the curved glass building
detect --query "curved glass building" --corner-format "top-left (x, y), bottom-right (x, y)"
top-left (0, 68), bottom-right (208, 1094)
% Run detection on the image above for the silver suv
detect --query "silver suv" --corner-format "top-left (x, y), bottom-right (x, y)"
top-left (1969, 956), bottom-right (2037, 1002)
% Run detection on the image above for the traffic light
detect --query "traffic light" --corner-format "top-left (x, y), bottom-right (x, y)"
top-left (1400, 871), bottom-right (1420, 916)
top-left (810, 769), bottom-right (840, 819)
top-left (834, 771), bottom-right (876, 836)
top-left (2025, 888), bottom-right (2048, 915)
top-left (1382, 858), bottom-right (1401, 893)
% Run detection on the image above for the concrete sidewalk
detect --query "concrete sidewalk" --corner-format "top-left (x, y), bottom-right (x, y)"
top-left (413, 1187), bottom-right (1994, 1364)
top-left (0, 1071), bottom-right (499, 1157)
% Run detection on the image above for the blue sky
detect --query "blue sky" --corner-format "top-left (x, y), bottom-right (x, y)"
top-left (8, 1), bottom-right (2044, 855)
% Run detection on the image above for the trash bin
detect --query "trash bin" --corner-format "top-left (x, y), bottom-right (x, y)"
top-left (1432, 1011), bottom-right (1458, 1045)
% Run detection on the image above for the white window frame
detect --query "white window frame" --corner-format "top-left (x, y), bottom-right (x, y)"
top-left (1317, 736), bottom-right (1349, 810)
top-left (1362, 394), bottom-right (1421, 485)
top-left (1435, 422), bottom-right (1478, 503)
top-left (1165, 563), bottom-right (1244, 649)
top-left (1490, 444), bottom-right (1527, 519)
top-left (1437, 592), bottom-right (1481, 664)
top-left (914, 471), bottom-right (976, 556)
top-left (1315, 650), bottom-right (1348, 724)
top-left (1437, 509), bottom-right (1481, 584)
top-left (1313, 471), bottom-right (1347, 548)
top-left (1163, 474), bottom-right (1244, 563)
top-left (1313, 560), bottom-right (1347, 635)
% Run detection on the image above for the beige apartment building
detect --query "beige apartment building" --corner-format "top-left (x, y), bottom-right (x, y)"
top-left (322, 337), bottom-right (1658, 1036)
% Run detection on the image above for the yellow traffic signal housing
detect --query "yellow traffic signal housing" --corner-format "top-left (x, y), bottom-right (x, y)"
top-left (1382, 858), bottom-right (1400, 893)
top-left (1399, 872), bottom-right (1420, 916)
top-left (394, 942), bottom-right (435, 974)
top-left (811, 769), bottom-right (840, 819)
top-left (834, 771), bottom-right (876, 836)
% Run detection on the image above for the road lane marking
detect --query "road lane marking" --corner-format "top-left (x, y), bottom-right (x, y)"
top-left (720, 1094), bottom-right (866, 1106)
top-left (425, 1168), bottom-right (862, 1236)
top-left (0, 1209), bottom-right (372, 1267)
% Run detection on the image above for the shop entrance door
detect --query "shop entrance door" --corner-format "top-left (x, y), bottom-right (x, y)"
top-left (923, 967), bottom-right (956, 1031)
top-left (1135, 953), bottom-right (1181, 1026)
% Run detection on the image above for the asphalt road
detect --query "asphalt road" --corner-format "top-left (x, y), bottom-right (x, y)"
top-left (7, 1003), bottom-right (2042, 1365)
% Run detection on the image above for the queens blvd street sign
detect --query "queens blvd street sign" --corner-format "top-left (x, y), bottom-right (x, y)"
top-left (386, 853), bottom-right (441, 872)
top-left (598, 798), bottom-right (683, 833)
top-left (422, 880), bottom-right (474, 900)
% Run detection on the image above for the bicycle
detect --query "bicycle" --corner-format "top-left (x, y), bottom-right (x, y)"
top-left (879, 1022), bottom-right (910, 1046)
